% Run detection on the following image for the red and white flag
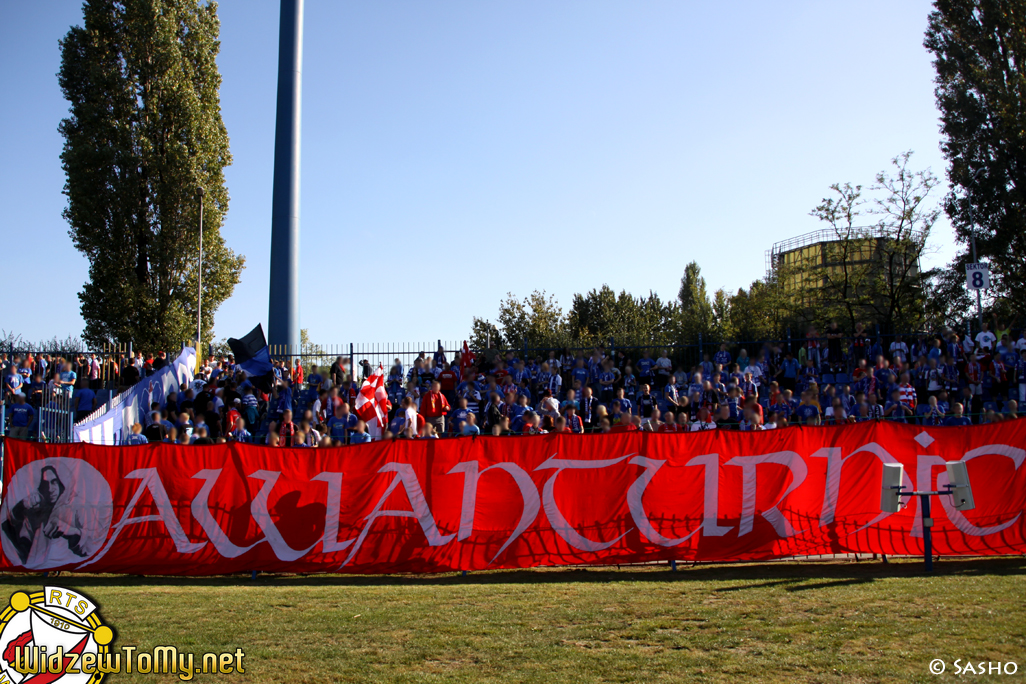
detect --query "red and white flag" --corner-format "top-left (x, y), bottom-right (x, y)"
top-left (354, 364), bottom-right (391, 438)
top-left (460, 340), bottom-right (476, 376)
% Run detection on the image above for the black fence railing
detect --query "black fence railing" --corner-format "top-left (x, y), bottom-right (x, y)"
top-left (259, 330), bottom-right (1023, 386)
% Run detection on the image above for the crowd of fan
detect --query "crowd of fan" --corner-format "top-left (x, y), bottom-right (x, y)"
top-left (1, 349), bottom-right (176, 439)
top-left (3, 318), bottom-right (1026, 446)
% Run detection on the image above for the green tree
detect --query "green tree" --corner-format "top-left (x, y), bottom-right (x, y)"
top-left (59, 0), bottom-right (244, 351)
top-left (494, 291), bottom-right (569, 351)
top-left (710, 288), bottom-right (731, 342)
top-left (568, 287), bottom-right (674, 348)
top-left (727, 282), bottom-right (786, 342)
top-left (925, 0), bottom-right (1026, 322)
top-left (675, 261), bottom-right (714, 343)
top-left (469, 317), bottom-right (503, 351)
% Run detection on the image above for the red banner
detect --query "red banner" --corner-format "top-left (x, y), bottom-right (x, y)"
top-left (2, 421), bottom-right (1025, 575)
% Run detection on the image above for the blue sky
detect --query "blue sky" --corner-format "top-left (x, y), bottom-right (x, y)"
top-left (0, 0), bottom-right (955, 347)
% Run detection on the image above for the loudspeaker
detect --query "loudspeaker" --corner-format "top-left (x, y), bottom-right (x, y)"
top-left (945, 460), bottom-right (976, 511)
top-left (880, 462), bottom-right (905, 513)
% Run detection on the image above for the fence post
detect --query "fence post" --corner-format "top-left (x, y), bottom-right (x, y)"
top-left (349, 343), bottom-right (355, 384)
top-left (1, 398), bottom-right (6, 484)
top-left (698, 333), bottom-right (703, 357)
top-left (786, 327), bottom-right (791, 354)
top-left (67, 398), bottom-right (75, 444)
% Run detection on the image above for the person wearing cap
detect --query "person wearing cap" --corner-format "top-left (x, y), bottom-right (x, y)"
top-left (227, 398), bottom-right (243, 433)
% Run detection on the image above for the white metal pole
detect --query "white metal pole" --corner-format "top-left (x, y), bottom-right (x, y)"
top-left (197, 186), bottom-right (205, 356)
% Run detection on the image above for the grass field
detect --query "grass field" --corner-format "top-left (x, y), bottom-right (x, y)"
top-left (2, 557), bottom-right (1025, 683)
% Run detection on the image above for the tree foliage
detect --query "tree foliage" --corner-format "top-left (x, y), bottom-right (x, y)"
top-left (567, 286), bottom-right (673, 348)
top-left (469, 262), bottom-right (792, 353)
top-left (494, 291), bottom-right (570, 350)
top-left (925, 0), bottom-right (1026, 322)
top-left (676, 261), bottom-right (714, 342)
top-left (59, 0), bottom-right (244, 351)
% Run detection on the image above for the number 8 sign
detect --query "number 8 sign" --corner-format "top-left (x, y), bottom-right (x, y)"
top-left (966, 263), bottom-right (991, 290)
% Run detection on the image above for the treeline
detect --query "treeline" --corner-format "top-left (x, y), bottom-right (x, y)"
top-left (469, 264), bottom-right (789, 352)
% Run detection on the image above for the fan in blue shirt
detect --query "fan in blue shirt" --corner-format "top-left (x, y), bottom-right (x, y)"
top-left (327, 412), bottom-right (357, 440)
top-left (571, 361), bottom-right (590, 388)
top-left (794, 403), bottom-right (820, 424)
top-left (4, 372), bottom-right (23, 394)
top-left (229, 427), bottom-right (252, 442)
top-left (75, 387), bottom-right (96, 413)
top-left (9, 401), bottom-right (36, 427)
top-left (636, 354), bottom-right (655, 380)
top-left (350, 430), bottom-right (372, 444)
top-left (448, 406), bottom-right (470, 433)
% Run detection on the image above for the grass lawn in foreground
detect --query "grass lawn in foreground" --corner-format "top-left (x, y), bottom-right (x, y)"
top-left (1, 557), bottom-right (1024, 683)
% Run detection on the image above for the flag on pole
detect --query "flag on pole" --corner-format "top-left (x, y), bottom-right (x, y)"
top-left (460, 340), bottom-right (476, 377)
top-left (354, 364), bottom-right (391, 439)
top-left (227, 324), bottom-right (276, 392)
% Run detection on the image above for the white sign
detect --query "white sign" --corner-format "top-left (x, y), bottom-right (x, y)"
top-left (966, 263), bottom-right (990, 290)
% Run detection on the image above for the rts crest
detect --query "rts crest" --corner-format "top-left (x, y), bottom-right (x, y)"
top-left (0, 587), bottom-right (113, 684)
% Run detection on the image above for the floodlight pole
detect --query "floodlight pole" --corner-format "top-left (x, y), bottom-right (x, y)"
top-left (268, 0), bottom-right (304, 352)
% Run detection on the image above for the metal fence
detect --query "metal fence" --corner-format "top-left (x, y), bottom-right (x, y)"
top-left (1, 342), bottom-right (134, 393)
top-left (260, 330), bottom-right (955, 383)
top-left (266, 340), bottom-right (466, 381)
top-left (37, 388), bottom-right (76, 443)
top-left (1, 342), bottom-right (136, 447)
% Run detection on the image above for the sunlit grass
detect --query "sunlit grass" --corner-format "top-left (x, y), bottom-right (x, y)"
top-left (2, 557), bottom-right (1023, 683)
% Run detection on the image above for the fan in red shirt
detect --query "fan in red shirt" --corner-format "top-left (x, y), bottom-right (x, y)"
top-left (420, 381), bottom-right (451, 434)
top-left (437, 363), bottom-right (459, 405)
top-left (278, 409), bottom-right (297, 446)
top-left (609, 416), bottom-right (640, 433)
top-left (657, 412), bottom-right (681, 432)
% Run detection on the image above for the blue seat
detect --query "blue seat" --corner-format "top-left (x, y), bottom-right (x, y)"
top-left (983, 401), bottom-right (998, 413)
top-left (915, 404), bottom-right (932, 425)
top-left (821, 373), bottom-right (835, 385)
top-left (835, 373), bottom-right (849, 385)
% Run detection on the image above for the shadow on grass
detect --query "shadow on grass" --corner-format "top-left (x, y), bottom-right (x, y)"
top-left (0, 556), bottom-right (1024, 590)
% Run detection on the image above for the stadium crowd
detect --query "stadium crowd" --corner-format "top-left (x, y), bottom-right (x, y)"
top-left (3, 317), bottom-right (1026, 445)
